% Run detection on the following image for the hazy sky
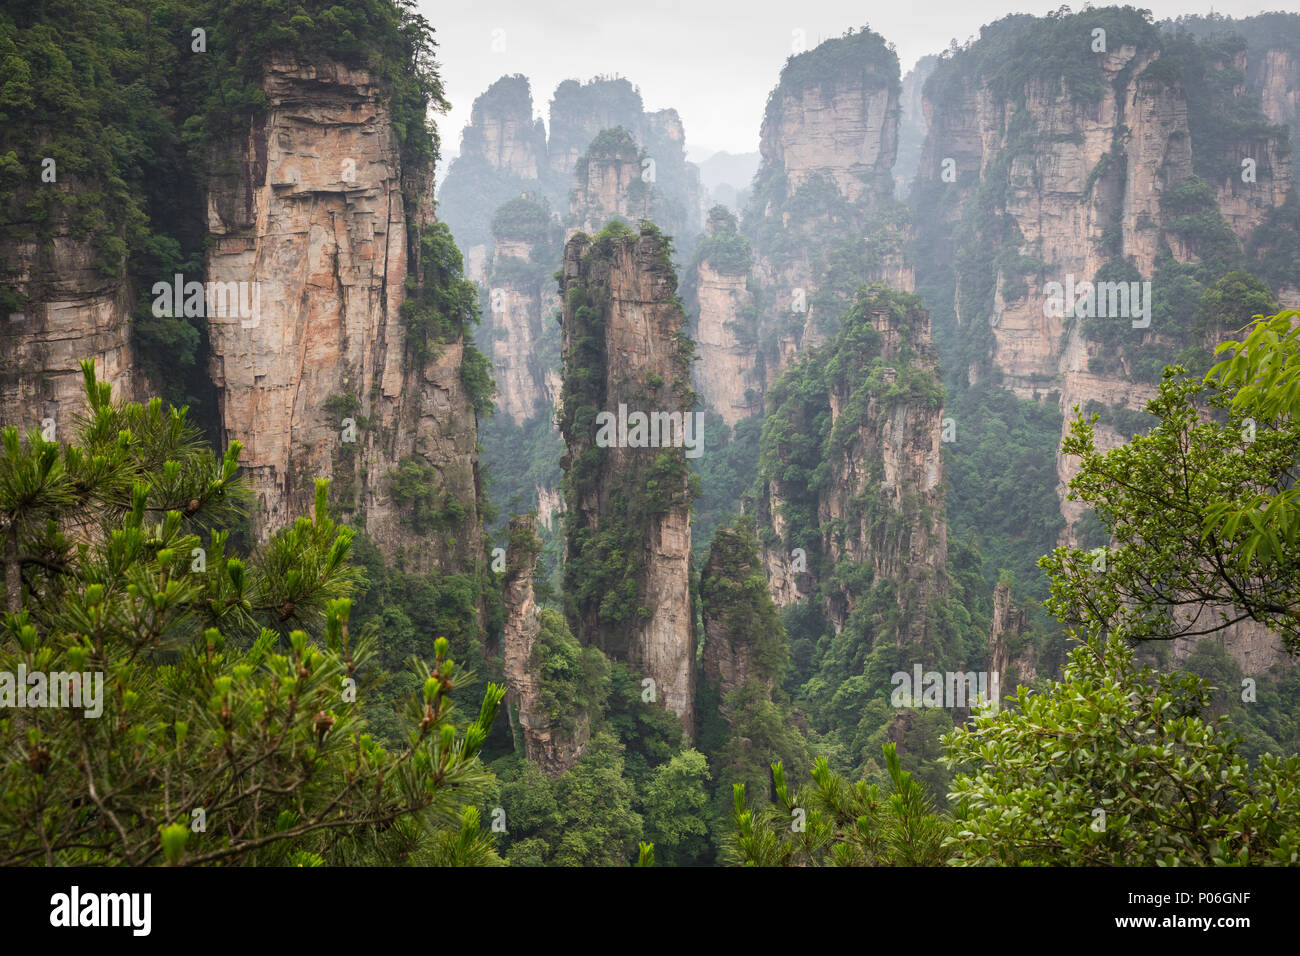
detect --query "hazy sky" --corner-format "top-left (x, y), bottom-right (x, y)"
top-left (421, 1), bottom-right (1283, 165)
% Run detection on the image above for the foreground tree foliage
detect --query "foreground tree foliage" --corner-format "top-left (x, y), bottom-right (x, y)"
top-left (0, 364), bottom-right (503, 865)
top-left (1042, 310), bottom-right (1300, 651)
top-left (727, 743), bottom-right (949, 866)
top-left (944, 311), bottom-right (1300, 866)
top-left (641, 748), bottom-right (711, 866)
top-left (730, 311), bottom-right (1300, 867)
top-left (943, 636), bottom-right (1300, 865)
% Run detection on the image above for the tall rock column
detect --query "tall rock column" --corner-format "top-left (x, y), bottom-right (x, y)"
top-left (756, 286), bottom-right (949, 657)
top-left (557, 225), bottom-right (697, 732)
top-left (1, 197), bottom-right (137, 436)
top-left (700, 521), bottom-right (784, 707)
top-left (204, 56), bottom-right (481, 573)
top-left (987, 580), bottom-right (1035, 695)
top-left (502, 514), bottom-right (588, 773)
top-left (1253, 44), bottom-right (1300, 158)
top-left (485, 198), bottom-right (560, 425)
top-left (568, 128), bottom-right (654, 236)
top-left (436, 74), bottom-right (552, 266)
top-left (685, 207), bottom-right (761, 425)
top-left (744, 27), bottom-right (911, 394)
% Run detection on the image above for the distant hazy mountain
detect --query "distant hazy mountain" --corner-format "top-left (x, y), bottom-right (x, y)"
top-left (696, 150), bottom-right (759, 212)
top-left (696, 151), bottom-right (759, 189)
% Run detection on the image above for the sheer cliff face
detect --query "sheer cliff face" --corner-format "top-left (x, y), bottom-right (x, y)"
top-left (488, 236), bottom-right (554, 425)
top-left (1203, 48), bottom-right (1295, 244)
top-left (461, 76), bottom-right (548, 181)
top-left (568, 131), bottom-right (652, 235)
top-left (684, 208), bottom-right (760, 426)
top-left (205, 57), bottom-right (480, 571)
top-left (921, 35), bottom-right (1292, 339)
top-left (820, 303), bottom-right (947, 647)
top-left (824, 316), bottom-right (946, 624)
top-left (918, 26), bottom-right (1296, 545)
top-left (757, 289), bottom-right (948, 654)
top-left (485, 195), bottom-right (562, 428)
top-left (567, 126), bottom-right (700, 245)
top-left (1168, 616), bottom-right (1288, 675)
top-left (0, 206), bottom-right (136, 434)
top-left (558, 228), bottom-right (696, 731)
top-left (987, 580), bottom-right (1036, 692)
top-left (895, 55), bottom-right (938, 195)
top-left (700, 585), bottom-right (761, 704)
top-left (700, 524), bottom-right (782, 708)
top-left (1251, 47), bottom-right (1300, 158)
top-left (502, 515), bottom-right (588, 773)
top-left (690, 259), bottom-right (759, 425)
top-left (921, 45), bottom-right (1186, 386)
top-left (744, 30), bottom-right (912, 395)
top-left (760, 65), bottom-right (899, 205)
top-left (919, 50), bottom-right (1185, 533)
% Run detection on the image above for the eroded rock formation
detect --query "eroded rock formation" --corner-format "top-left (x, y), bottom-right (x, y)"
top-left (204, 56), bottom-right (481, 572)
top-left (0, 201), bottom-right (137, 434)
top-left (987, 580), bottom-right (1036, 693)
top-left (558, 226), bottom-right (696, 731)
top-left (700, 522), bottom-right (782, 707)
top-left (440, 76), bottom-right (706, 515)
top-left (684, 207), bottom-right (760, 425)
top-left (916, 14), bottom-right (1297, 546)
top-left (484, 199), bottom-right (561, 425)
top-left (568, 128), bottom-right (653, 236)
top-left (461, 74), bottom-right (548, 182)
top-left (756, 287), bottom-right (949, 656)
top-left (895, 55), bottom-right (938, 196)
top-left (502, 514), bottom-right (588, 773)
top-left (744, 28), bottom-right (912, 395)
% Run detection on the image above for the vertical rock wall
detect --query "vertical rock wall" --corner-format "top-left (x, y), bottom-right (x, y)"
top-left (205, 57), bottom-right (481, 572)
top-left (502, 514), bottom-right (588, 773)
top-left (756, 288), bottom-right (949, 656)
top-left (0, 206), bottom-right (136, 435)
top-left (558, 227), bottom-right (696, 731)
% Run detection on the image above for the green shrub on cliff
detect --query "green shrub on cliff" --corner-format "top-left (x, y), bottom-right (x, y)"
top-left (492, 196), bottom-right (553, 246)
top-left (771, 26), bottom-right (900, 104)
top-left (534, 608), bottom-right (609, 733)
top-left (924, 7), bottom-right (1160, 107)
top-left (693, 218), bottom-right (753, 276)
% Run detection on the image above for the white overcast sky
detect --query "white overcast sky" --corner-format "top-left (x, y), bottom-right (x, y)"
top-left (420, 1), bottom-right (1285, 164)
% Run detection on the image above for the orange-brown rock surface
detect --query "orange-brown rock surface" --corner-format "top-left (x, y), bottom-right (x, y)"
top-left (204, 57), bottom-right (481, 571)
top-left (558, 227), bottom-right (696, 732)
